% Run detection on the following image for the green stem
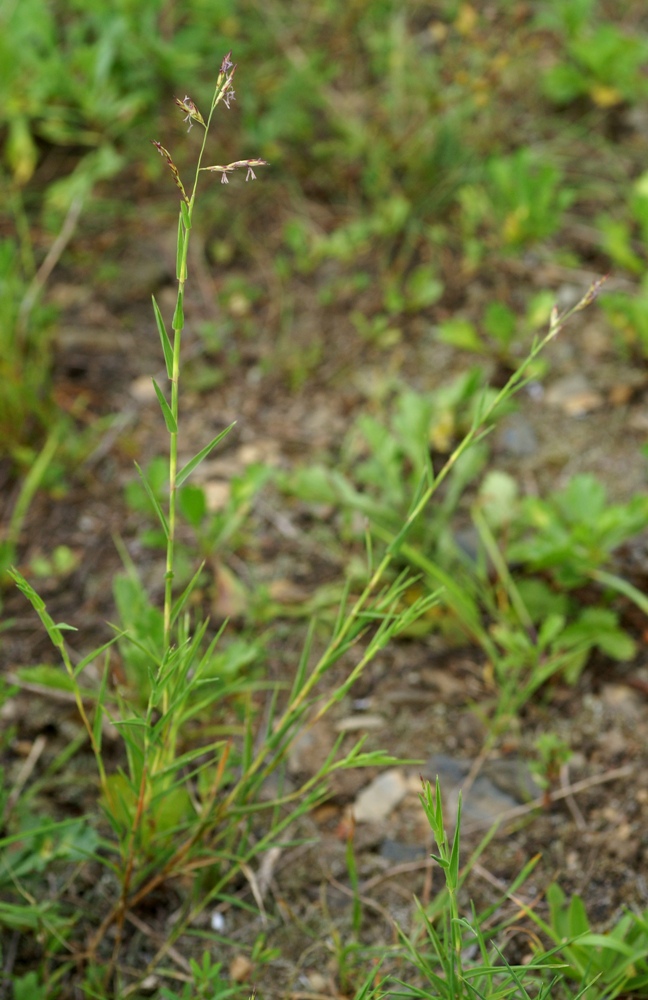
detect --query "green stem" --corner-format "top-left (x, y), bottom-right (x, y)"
top-left (162, 67), bottom-right (234, 711)
top-left (227, 284), bottom-right (603, 788)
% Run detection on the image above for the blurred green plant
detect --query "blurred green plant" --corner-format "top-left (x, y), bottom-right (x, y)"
top-left (597, 170), bottom-right (648, 277)
top-left (528, 883), bottom-right (648, 1000)
top-left (413, 469), bottom-right (646, 709)
top-left (435, 291), bottom-right (555, 368)
top-left (124, 453), bottom-right (272, 606)
top-left (284, 298), bottom-right (648, 717)
top-left (0, 237), bottom-right (59, 457)
top-left (395, 777), bottom-right (565, 1000)
top-left (157, 953), bottom-right (240, 999)
top-left (458, 148), bottom-right (574, 258)
top-left (0, 0), bottom-right (161, 189)
top-left (541, 19), bottom-right (648, 109)
top-left (505, 473), bottom-right (648, 589)
top-left (282, 370), bottom-right (503, 556)
top-left (601, 277), bottom-right (648, 357)
top-left (5, 56), bottom-right (435, 996)
top-left (530, 731), bottom-right (572, 792)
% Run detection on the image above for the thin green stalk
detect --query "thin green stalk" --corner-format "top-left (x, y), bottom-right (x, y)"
top-left (197, 282), bottom-right (607, 814)
top-left (160, 55), bottom-right (245, 688)
top-left (163, 108), bottom-right (213, 649)
top-left (143, 56), bottom-right (266, 783)
top-left (7, 571), bottom-right (109, 796)
top-left (5, 425), bottom-right (60, 548)
top-left (472, 506), bottom-right (535, 633)
top-left (239, 278), bottom-right (608, 777)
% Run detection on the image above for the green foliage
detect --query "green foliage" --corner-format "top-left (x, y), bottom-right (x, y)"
top-left (458, 148), bottom-right (574, 255)
top-left (386, 775), bottom-right (648, 1000)
top-left (158, 954), bottom-right (239, 999)
top-left (529, 883), bottom-right (648, 999)
top-left (286, 401), bottom-right (646, 706)
top-left (124, 455), bottom-right (273, 609)
top-left (4, 3), bottom-right (648, 993)
top-left (0, 0), bottom-right (162, 187)
top-left (429, 470), bottom-right (644, 695)
top-left (530, 732), bottom-right (572, 789)
top-left (597, 172), bottom-right (648, 271)
top-left (13, 973), bottom-right (48, 1000)
top-left (0, 237), bottom-right (58, 457)
top-left (4, 59), bottom-right (444, 995)
top-left (436, 291), bottom-right (555, 366)
top-left (542, 21), bottom-right (648, 108)
top-left (395, 778), bottom-right (564, 1000)
top-left (478, 472), bottom-right (648, 685)
top-left (283, 371), bottom-right (507, 554)
top-left (506, 473), bottom-right (648, 588)
top-left (601, 276), bottom-right (648, 356)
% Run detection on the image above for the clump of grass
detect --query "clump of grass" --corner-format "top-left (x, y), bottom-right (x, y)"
top-left (5, 52), bottom-right (611, 999)
top-left (4, 53), bottom-right (428, 996)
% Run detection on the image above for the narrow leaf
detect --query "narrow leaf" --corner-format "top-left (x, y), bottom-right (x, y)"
top-left (176, 213), bottom-right (186, 280)
top-left (152, 378), bottom-right (178, 434)
top-left (449, 790), bottom-right (462, 888)
top-left (93, 660), bottom-right (110, 753)
top-left (73, 633), bottom-right (121, 678)
top-left (180, 199), bottom-right (192, 230)
top-left (134, 462), bottom-right (169, 538)
top-left (574, 933), bottom-right (636, 957)
top-left (170, 561), bottom-right (206, 626)
top-left (592, 568), bottom-right (648, 617)
top-left (172, 288), bottom-right (184, 332)
top-left (9, 569), bottom-right (67, 649)
top-left (176, 423), bottom-right (235, 487)
top-left (152, 295), bottom-right (173, 378)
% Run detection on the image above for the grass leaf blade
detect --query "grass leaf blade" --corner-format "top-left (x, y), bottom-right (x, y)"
top-left (134, 461), bottom-right (169, 537)
top-left (176, 423), bottom-right (235, 486)
top-left (152, 295), bottom-right (173, 378)
top-left (151, 378), bottom-right (178, 434)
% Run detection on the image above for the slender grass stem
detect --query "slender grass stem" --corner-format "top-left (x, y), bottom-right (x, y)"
top-left (162, 57), bottom-right (239, 699)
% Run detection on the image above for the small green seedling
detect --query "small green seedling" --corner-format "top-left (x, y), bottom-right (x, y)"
top-left (458, 148), bottom-right (574, 256)
top-left (542, 22), bottom-right (648, 108)
top-left (436, 291), bottom-right (555, 368)
top-left (524, 883), bottom-right (648, 1000)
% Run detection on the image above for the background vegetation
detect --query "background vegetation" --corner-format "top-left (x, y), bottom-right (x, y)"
top-left (2, 0), bottom-right (648, 997)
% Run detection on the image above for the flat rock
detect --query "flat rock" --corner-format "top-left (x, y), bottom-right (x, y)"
top-left (424, 753), bottom-right (540, 827)
top-left (353, 768), bottom-right (409, 823)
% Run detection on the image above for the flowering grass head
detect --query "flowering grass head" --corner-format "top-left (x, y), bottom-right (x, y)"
top-left (153, 52), bottom-right (268, 205)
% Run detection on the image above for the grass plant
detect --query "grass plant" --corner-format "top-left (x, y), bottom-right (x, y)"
top-left (3, 9), bottom-right (648, 996)
top-left (4, 53), bottom-right (439, 997)
top-left (3, 0), bottom-right (647, 470)
top-left (283, 277), bottom-right (647, 726)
